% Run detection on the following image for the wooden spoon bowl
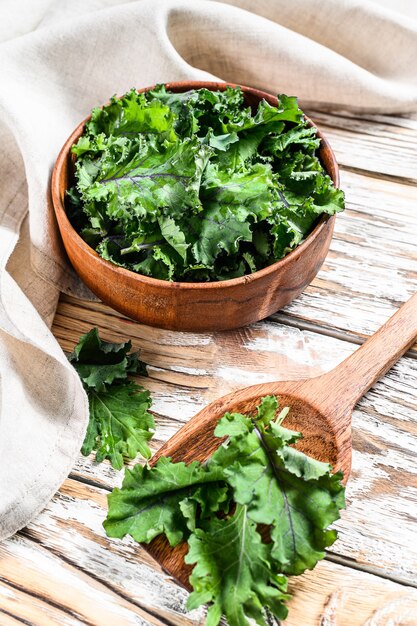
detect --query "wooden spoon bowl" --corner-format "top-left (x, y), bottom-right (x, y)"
top-left (51, 81), bottom-right (339, 332)
top-left (144, 293), bottom-right (417, 588)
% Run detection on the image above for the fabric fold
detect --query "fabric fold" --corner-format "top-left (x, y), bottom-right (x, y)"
top-left (0, 120), bottom-right (89, 540)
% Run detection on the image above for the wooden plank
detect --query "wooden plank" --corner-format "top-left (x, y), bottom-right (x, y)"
top-left (0, 579), bottom-right (83, 626)
top-left (308, 110), bottom-right (417, 131)
top-left (284, 559), bottom-right (417, 626)
top-left (51, 308), bottom-right (417, 585)
top-left (0, 534), bottom-right (185, 626)
top-left (4, 479), bottom-right (416, 626)
top-left (18, 481), bottom-right (204, 626)
top-left (309, 110), bottom-right (417, 139)
top-left (306, 110), bottom-right (417, 182)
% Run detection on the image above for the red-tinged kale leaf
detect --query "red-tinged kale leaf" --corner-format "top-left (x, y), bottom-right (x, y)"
top-left (104, 395), bottom-right (345, 625)
top-left (69, 328), bottom-right (154, 469)
top-left (67, 86), bottom-right (345, 282)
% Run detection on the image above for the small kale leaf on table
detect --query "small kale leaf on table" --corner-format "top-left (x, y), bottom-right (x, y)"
top-left (104, 396), bottom-right (345, 626)
top-left (69, 328), bottom-right (154, 470)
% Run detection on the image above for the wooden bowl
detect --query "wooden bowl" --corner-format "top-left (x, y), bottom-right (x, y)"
top-left (51, 81), bottom-right (339, 332)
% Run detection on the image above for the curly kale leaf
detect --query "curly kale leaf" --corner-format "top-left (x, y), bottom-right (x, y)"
top-left (186, 504), bottom-right (290, 626)
top-left (82, 382), bottom-right (154, 470)
top-left (76, 137), bottom-right (210, 224)
top-left (82, 89), bottom-right (178, 141)
top-left (213, 396), bottom-right (345, 575)
top-left (69, 327), bottom-right (146, 391)
top-left (69, 328), bottom-right (154, 469)
top-left (104, 457), bottom-right (228, 545)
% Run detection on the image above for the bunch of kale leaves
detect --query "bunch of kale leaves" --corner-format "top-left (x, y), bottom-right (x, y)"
top-left (68, 86), bottom-right (344, 281)
top-left (104, 396), bottom-right (345, 626)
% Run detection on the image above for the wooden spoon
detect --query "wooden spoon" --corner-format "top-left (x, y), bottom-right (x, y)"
top-left (145, 293), bottom-right (417, 588)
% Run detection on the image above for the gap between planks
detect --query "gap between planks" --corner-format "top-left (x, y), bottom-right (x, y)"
top-left (0, 608), bottom-right (32, 626)
top-left (340, 164), bottom-right (417, 187)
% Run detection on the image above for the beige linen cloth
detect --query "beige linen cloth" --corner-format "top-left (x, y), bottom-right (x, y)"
top-left (1, 0), bottom-right (417, 541)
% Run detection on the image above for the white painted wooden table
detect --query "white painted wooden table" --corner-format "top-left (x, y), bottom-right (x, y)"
top-left (1, 109), bottom-right (417, 625)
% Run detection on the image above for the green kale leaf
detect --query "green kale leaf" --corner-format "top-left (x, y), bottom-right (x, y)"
top-left (186, 504), bottom-right (290, 625)
top-left (69, 327), bottom-right (145, 391)
top-left (104, 457), bottom-right (228, 545)
top-left (82, 382), bottom-right (153, 470)
top-left (69, 328), bottom-right (154, 469)
top-left (212, 396), bottom-right (345, 575)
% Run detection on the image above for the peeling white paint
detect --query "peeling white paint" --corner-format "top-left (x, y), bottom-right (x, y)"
top-left (150, 364), bottom-right (209, 377)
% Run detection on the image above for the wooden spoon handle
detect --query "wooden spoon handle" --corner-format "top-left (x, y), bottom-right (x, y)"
top-left (317, 293), bottom-right (417, 414)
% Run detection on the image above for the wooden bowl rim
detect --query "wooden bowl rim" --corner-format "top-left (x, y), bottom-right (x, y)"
top-left (51, 80), bottom-right (339, 291)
